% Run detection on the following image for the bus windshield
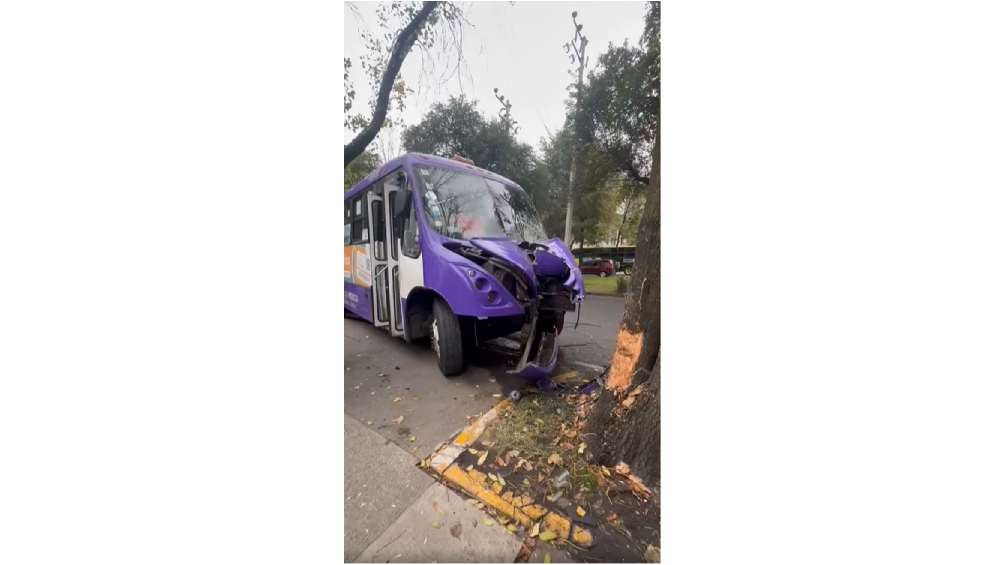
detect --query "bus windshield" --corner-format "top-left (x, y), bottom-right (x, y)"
top-left (416, 165), bottom-right (547, 242)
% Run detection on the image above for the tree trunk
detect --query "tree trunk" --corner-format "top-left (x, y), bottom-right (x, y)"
top-left (584, 125), bottom-right (660, 485)
top-left (344, 2), bottom-right (437, 165)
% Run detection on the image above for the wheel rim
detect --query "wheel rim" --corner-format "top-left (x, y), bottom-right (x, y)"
top-left (431, 319), bottom-right (440, 358)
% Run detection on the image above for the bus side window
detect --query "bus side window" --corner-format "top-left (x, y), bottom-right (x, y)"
top-left (351, 194), bottom-right (368, 243)
top-left (344, 201), bottom-right (351, 245)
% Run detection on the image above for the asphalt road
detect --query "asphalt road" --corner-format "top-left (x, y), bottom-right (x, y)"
top-left (344, 293), bottom-right (626, 561)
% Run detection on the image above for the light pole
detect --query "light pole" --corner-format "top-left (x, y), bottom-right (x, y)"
top-left (562, 11), bottom-right (588, 246)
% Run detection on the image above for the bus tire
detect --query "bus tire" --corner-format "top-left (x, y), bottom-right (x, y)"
top-left (432, 298), bottom-right (465, 376)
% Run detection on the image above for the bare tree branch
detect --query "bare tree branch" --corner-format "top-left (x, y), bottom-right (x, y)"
top-left (344, 1), bottom-right (438, 165)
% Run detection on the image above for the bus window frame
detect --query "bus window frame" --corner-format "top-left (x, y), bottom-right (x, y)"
top-left (350, 193), bottom-right (369, 244)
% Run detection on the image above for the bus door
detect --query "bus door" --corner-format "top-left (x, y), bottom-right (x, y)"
top-left (382, 173), bottom-right (405, 337)
top-left (367, 187), bottom-right (390, 330)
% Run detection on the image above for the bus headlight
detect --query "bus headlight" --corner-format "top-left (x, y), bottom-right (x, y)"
top-left (486, 290), bottom-right (499, 304)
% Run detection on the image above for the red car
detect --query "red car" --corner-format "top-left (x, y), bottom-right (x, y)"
top-left (579, 259), bottom-right (615, 277)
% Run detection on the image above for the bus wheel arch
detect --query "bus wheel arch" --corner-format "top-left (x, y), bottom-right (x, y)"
top-left (403, 288), bottom-right (438, 343)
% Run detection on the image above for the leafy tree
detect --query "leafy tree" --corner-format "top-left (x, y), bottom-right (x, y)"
top-left (401, 96), bottom-right (544, 213)
top-left (578, 2), bottom-right (660, 184)
top-left (344, 150), bottom-right (381, 191)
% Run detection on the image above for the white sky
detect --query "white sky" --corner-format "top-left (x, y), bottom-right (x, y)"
top-left (344, 1), bottom-right (647, 154)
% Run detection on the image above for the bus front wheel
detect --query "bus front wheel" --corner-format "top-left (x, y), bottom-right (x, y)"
top-left (432, 298), bottom-right (465, 376)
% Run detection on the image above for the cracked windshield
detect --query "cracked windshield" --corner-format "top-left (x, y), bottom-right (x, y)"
top-left (417, 166), bottom-right (547, 242)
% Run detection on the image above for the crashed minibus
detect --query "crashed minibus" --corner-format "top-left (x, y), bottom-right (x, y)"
top-left (344, 153), bottom-right (585, 379)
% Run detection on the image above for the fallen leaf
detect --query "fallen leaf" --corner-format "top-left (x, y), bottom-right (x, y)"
top-left (529, 521), bottom-right (540, 538)
top-left (487, 472), bottom-right (499, 482)
top-left (506, 523), bottom-right (517, 533)
top-left (431, 521), bottom-right (440, 528)
top-left (392, 415), bottom-right (404, 424)
top-left (495, 456), bottom-right (506, 467)
top-left (467, 499), bottom-right (479, 505)
top-left (614, 462), bottom-right (653, 498)
top-left (538, 530), bottom-right (558, 542)
top-left (467, 448), bottom-right (479, 455)
top-left (576, 506), bottom-right (586, 517)
top-left (409, 436), bottom-right (416, 442)
top-left (393, 396), bottom-right (401, 402)
top-left (578, 442), bottom-right (586, 454)
top-left (450, 523), bottom-right (463, 539)
top-left (498, 475), bottom-right (506, 487)
top-left (547, 453), bottom-right (563, 466)
top-left (484, 519), bottom-right (495, 527)
top-left (492, 393), bottom-right (502, 398)
top-left (477, 451), bottom-right (489, 466)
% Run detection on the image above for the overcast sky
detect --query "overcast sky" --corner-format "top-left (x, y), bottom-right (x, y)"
top-left (344, 1), bottom-right (647, 156)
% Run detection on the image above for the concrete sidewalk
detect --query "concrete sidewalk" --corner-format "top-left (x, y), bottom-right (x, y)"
top-left (346, 415), bottom-right (529, 563)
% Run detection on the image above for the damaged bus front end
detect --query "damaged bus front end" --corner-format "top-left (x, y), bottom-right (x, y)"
top-left (447, 237), bottom-right (585, 380)
top-left (402, 155), bottom-right (584, 380)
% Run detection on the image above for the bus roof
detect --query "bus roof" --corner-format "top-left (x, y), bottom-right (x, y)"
top-left (344, 152), bottom-right (516, 199)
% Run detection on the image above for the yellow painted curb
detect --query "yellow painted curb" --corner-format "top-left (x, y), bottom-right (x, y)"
top-left (421, 397), bottom-right (593, 548)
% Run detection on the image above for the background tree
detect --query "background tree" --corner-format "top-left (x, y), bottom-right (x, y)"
top-left (344, 150), bottom-right (381, 190)
top-left (578, 2), bottom-right (660, 184)
top-left (401, 96), bottom-right (544, 215)
top-left (584, 1), bottom-right (661, 486)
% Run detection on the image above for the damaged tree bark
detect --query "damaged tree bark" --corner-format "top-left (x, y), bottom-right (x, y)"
top-left (584, 125), bottom-right (660, 485)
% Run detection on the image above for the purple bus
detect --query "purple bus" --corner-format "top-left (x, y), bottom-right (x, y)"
top-left (344, 153), bottom-right (585, 379)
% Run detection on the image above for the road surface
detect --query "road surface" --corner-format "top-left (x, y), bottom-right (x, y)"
top-left (344, 294), bottom-right (625, 562)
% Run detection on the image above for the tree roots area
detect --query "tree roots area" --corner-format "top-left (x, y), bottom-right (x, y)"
top-left (455, 382), bottom-right (660, 563)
